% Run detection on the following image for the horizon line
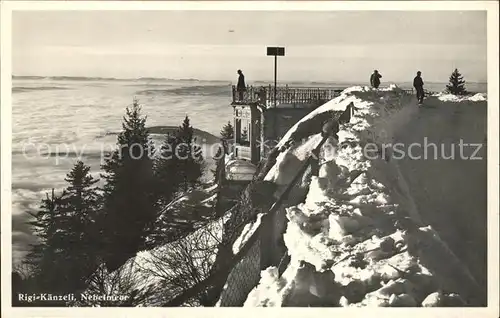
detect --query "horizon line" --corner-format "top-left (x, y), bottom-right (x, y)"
top-left (11, 75), bottom-right (488, 85)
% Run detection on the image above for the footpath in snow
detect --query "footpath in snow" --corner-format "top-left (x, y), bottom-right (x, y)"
top-left (244, 85), bottom-right (487, 307)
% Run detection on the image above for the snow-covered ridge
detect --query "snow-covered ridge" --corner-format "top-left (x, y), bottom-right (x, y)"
top-left (245, 85), bottom-right (483, 307)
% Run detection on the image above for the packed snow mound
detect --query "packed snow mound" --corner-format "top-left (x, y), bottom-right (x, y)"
top-left (245, 84), bottom-right (481, 307)
top-left (468, 93), bottom-right (488, 102)
top-left (433, 92), bottom-right (487, 102)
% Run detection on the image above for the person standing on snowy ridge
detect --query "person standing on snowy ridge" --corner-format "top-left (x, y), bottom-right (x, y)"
top-left (413, 71), bottom-right (425, 104)
top-left (370, 70), bottom-right (382, 89)
top-left (236, 69), bottom-right (246, 102)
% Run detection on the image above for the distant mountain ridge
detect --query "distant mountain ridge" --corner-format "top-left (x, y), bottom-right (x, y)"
top-left (11, 75), bottom-right (487, 89)
top-left (12, 75), bottom-right (231, 83)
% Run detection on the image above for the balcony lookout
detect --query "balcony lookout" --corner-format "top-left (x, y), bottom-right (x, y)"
top-left (225, 84), bottom-right (344, 182)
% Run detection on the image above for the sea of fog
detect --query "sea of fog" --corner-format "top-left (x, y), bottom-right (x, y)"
top-left (10, 77), bottom-right (487, 265)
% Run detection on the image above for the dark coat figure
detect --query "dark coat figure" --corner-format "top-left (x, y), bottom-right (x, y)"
top-left (370, 70), bottom-right (382, 88)
top-left (256, 86), bottom-right (267, 104)
top-left (237, 70), bottom-right (246, 101)
top-left (413, 71), bottom-right (424, 104)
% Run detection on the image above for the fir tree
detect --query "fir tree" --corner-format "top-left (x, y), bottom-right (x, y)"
top-left (23, 162), bottom-right (102, 298)
top-left (57, 161), bottom-right (101, 288)
top-left (23, 189), bottom-right (73, 303)
top-left (175, 116), bottom-right (204, 192)
top-left (150, 132), bottom-right (183, 246)
top-left (220, 121), bottom-right (234, 140)
top-left (24, 188), bottom-right (63, 289)
top-left (155, 132), bottom-right (182, 207)
top-left (446, 68), bottom-right (467, 95)
top-left (100, 99), bottom-right (159, 271)
top-left (151, 117), bottom-right (205, 244)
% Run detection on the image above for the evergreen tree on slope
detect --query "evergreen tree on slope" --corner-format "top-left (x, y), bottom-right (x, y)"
top-left (23, 161), bottom-right (101, 299)
top-left (57, 161), bottom-right (101, 289)
top-left (175, 115), bottom-right (204, 192)
top-left (100, 100), bottom-right (159, 271)
top-left (24, 189), bottom-right (64, 294)
top-left (155, 132), bottom-right (182, 207)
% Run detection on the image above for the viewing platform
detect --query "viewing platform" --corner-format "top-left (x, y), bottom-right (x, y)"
top-left (231, 85), bottom-right (345, 108)
top-left (225, 83), bottom-right (419, 182)
top-left (232, 85), bottom-right (421, 108)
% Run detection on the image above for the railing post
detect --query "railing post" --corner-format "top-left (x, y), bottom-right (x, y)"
top-left (268, 84), bottom-right (272, 107)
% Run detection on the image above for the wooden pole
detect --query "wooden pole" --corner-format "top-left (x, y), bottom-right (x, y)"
top-left (274, 54), bottom-right (277, 108)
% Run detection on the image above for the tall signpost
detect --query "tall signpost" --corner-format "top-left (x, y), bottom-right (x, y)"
top-left (267, 46), bottom-right (285, 107)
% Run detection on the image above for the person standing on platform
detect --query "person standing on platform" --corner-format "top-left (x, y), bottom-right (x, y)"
top-left (370, 70), bottom-right (382, 89)
top-left (236, 69), bottom-right (246, 102)
top-left (413, 71), bottom-right (425, 105)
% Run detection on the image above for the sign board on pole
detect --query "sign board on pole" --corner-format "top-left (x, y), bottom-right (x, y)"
top-left (266, 46), bottom-right (285, 108)
top-left (267, 47), bottom-right (285, 56)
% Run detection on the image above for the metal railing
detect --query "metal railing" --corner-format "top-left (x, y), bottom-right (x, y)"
top-left (230, 85), bottom-right (437, 106)
top-left (424, 89), bottom-right (438, 95)
top-left (402, 88), bottom-right (439, 96)
top-left (232, 85), bottom-right (343, 107)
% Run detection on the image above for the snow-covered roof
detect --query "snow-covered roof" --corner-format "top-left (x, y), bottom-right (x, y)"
top-left (225, 159), bottom-right (257, 181)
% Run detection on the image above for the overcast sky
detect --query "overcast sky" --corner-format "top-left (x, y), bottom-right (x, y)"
top-left (12, 10), bottom-right (487, 82)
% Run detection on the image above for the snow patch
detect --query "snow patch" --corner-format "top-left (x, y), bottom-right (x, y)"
top-left (232, 214), bottom-right (263, 254)
top-left (244, 266), bottom-right (288, 306)
top-left (435, 92), bottom-right (488, 102)
top-left (468, 93), bottom-right (487, 102)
